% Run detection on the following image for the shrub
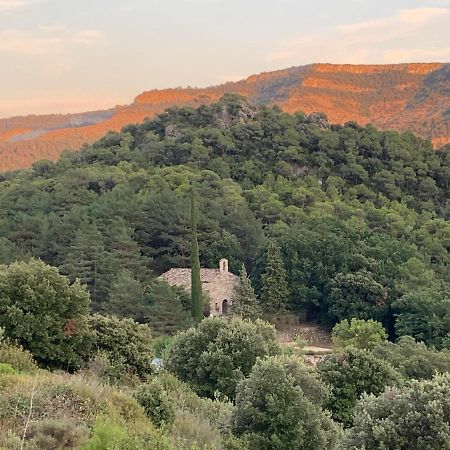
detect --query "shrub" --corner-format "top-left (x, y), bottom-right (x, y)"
top-left (318, 349), bottom-right (401, 426)
top-left (332, 318), bottom-right (387, 350)
top-left (166, 317), bottom-right (280, 399)
top-left (134, 379), bottom-right (176, 428)
top-left (26, 418), bottom-right (88, 450)
top-left (0, 363), bottom-right (17, 375)
top-left (0, 259), bottom-right (92, 369)
top-left (0, 342), bottom-right (38, 372)
top-left (232, 355), bottom-right (340, 450)
top-left (88, 314), bottom-right (153, 379)
top-left (340, 373), bottom-right (450, 450)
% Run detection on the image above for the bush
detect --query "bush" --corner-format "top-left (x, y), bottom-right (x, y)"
top-left (0, 342), bottom-right (38, 373)
top-left (232, 355), bottom-right (340, 450)
top-left (372, 336), bottom-right (450, 380)
top-left (166, 317), bottom-right (280, 399)
top-left (318, 349), bottom-right (401, 426)
top-left (332, 318), bottom-right (387, 350)
top-left (88, 314), bottom-right (153, 379)
top-left (340, 373), bottom-right (450, 450)
top-left (134, 379), bottom-right (176, 428)
top-left (26, 418), bottom-right (88, 450)
top-left (0, 259), bottom-right (92, 369)
top-left (0, 363), bottom-right (17, 375)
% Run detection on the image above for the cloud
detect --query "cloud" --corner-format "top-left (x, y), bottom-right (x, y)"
top-left (0, 0), bottom-right (27, 11)
top-left (0, 27), bottom-right (105, 55)
top-left (268, 7), bottom-right (450, 64)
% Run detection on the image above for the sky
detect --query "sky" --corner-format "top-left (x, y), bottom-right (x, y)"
top-left (0, 0), bottom-right (449, 117)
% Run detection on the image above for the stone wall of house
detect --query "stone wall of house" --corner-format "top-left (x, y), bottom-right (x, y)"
top-left (204, 272), bottom-right (238, 316)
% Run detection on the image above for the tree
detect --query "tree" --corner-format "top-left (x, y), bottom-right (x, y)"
top-left (232, 355), bottom-right (340, 450)
top-left (341, 374), bottom-right (450, 450)
top-left (105, 269), bottom-right (144, 320)
top-left (190, 188), bottom-right (203, 322)
top-left (328, 270), bottom-right (387, 323)
top-left (61, 222), bottom-right (109, 308)
top-left (372, 336), bottom-right (450, 380)
top-left (143, 280), bottom-right (193, 335)
top-left (318, 349), bottom-right (401, 427)
top-left (88, 314), bottom-right (153, 378)
top-left (165, 317), bottom-right (280, 399)
top-left (393, 290), bottom-right (450, 348)
top-left (0, 259), bottom-right (91, 369)
top-left (260, 240), bottom-right (289, 312)
top-left (332, 318), bottom-right (387, 351)
top-left (231, 264), bottom-right (261, 320)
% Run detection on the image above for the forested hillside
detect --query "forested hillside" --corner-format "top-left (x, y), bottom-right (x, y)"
top-left (1, 62), bottom-right (449, 172)
top-left (1, 95), bottom-right (449, 340)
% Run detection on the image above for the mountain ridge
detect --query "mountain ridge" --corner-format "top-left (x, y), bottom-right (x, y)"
top-left (0, 62), bottom-right (449, 172)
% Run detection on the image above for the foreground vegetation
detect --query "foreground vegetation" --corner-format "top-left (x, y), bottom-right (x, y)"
top-left (0, 96), bottom-right (449, 448)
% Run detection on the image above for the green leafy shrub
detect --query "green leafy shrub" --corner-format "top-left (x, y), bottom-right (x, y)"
top-left (332, 318), bottom-right (387, 350)
top-left (0, 342), bottom-right (38, 373)
top-left (232, 355), bottom-right (340, 450)
top-left (134, 379), bottom-right (176, 428)
top-left (0, 259), bottom-right (92, 369)
top-left (0, 363), bottom-right (17, 375)
top-left (166, 317), bottom-right (280, 399)
top-left (340, 373), bottom-right (450, 450)
top-left (318, 348), bottom-right (401, 426)
top-left (88, 314), bottom-right (153, 379)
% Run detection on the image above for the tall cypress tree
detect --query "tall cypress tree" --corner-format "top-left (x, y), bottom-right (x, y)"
top-left (261, 240), bottom-right (289, 312)
top-left (190, 187), bottom-right (203, 322)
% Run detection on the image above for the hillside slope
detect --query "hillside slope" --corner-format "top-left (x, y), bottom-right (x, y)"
top-left (0, 62), bottom-right (448, 172)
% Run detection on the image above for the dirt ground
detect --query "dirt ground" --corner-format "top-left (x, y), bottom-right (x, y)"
top-left (277, 322), bottom-right (333, 350)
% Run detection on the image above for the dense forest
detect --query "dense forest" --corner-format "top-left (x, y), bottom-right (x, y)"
top-left (0, 95), bottom-right (449, 449)
top-left (1, 94), bottom-right (449, 338)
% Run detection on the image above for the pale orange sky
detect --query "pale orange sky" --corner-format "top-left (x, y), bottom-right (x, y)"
top-left (0, 0), bottom-right (449, 117)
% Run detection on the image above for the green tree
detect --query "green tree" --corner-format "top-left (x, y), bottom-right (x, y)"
top-left (260, 240), bottom-right (289, 312)
top-left (190, 188), bottom-right (203, 322)
top-left (165, 317), bottom-right (280, 399)
top-left (332, 318), bottom-right (387, 351)
top-left (394, 290), bottom-right (450, 348)
top-left (0, 259), bottom-right (91, 369)
top-left (341, 373), bottom-right (450, 450)
top-left (372, 336), bottom-right (450, 380)
top-left (61, 222), bottom-right (109, 308)
top-left (232, 355), bottom-right (340, 450)
top-left (105, 269), bottom-right (144, 320)
top-left (318, 349), bottom-right (401, 427)
top-left (231, 264), bottom-right (261, 320)
top-left (143, 280), bottom-right (193, 335)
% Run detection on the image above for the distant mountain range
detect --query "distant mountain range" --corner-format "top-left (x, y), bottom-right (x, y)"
top-left (0, 62), bottom-right (449, 172)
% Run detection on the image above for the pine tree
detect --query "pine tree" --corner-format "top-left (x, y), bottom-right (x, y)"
top-left (143, 280), bottom-right (193, 335)
top-left (106, 219), bottom-right (149, 281)
top-left (231, 264), bottom-right (261, 320)
top-left (260, 240), bottom-right (289, 312)
top-left (61, 222), bottom-right (110, 308)
top-left (107, 269), bottom-right (144, 320)
top-left (190, 188), bottom-right (203, 322)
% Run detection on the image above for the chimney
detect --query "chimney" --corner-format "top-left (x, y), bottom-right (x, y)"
top-left (219, 258), bottom-right (229, 273)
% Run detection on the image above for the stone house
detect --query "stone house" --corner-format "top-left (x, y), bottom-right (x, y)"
top-left (159, 258), bottom-right (238, 316)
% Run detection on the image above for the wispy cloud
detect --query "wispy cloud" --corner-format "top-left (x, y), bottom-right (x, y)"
top-left (0, 27), bottom-right (105, 55)
top-left (0, 0), bottom-right (27, 11)
top-left (268, 7), bottom-right (450, 64)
